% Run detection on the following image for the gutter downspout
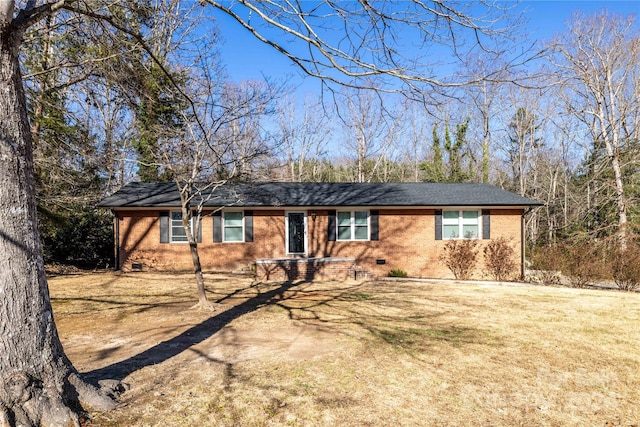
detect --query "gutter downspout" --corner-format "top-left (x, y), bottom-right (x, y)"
top-left (521, 213), bottom-right (525, 280)
top-left (111, 209), bottom-right (120, 271)
top-left (521, 206), bottom-right (534, 280)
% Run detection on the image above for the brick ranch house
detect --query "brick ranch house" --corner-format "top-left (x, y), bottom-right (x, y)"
top-left (98, 182), bottom-right (541, 281)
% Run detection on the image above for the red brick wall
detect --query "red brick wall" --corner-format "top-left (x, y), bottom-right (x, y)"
top-left (305, 208), bottom-right (523, 279)
top-left (116, 208), bottom-right (524, 280)
top-left (117, 210), bottom-right (287, 272)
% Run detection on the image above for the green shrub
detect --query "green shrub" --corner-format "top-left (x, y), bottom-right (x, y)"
top-left (483, 237), bottom-right (517, 282)
top-left (439, 240), bottom-right (479, 280)
top-left (388, 268), bottom-right (408, 278)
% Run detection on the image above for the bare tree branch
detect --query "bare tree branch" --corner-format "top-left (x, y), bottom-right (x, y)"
top-left (203, 0), bottom-right (535, 95)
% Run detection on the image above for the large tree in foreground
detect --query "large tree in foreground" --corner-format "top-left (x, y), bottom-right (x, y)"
top-left (1, 1), bottom-right (527, 424)
top-left (0, 2), bottom-right (120, 425)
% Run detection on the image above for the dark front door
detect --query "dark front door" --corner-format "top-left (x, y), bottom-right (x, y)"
top-left (287, 212), bottom-right (306, 254)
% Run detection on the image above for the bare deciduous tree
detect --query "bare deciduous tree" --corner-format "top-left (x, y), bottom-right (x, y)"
top-left (155, 62), bottom-right (279, 310)
top-left (278, 95), bottom-right (331, 182)
top-left (402, 100), bottom-right (430, 182)
top-left (504, 104), bottom-right (543, 197)
top-left (216, 81), bottom-right (276, 180)
top-left (551, 12), bottom-right (640, 246)
top-left (463, 53), bottom-right (509, 183)
top-left (338, 89), bottom-right (400, 182)
top-left (203, 1), bottom-right (527, 96)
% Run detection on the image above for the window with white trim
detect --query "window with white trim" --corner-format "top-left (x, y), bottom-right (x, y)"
top-left (442, 210), bottom-right (480, 239)
top-left (170, 211), bottom-right (197, 243)
top-left (337, 211), bottom-right (369, 241)
top-left (223, 211), bottom-right (244, 242)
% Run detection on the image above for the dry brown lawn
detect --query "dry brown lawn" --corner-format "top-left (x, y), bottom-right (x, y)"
top-left (49, 272), bottom-right (640, 426)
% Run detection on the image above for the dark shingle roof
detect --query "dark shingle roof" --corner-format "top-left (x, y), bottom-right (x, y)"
top-left (99, 182), bottom-right (541, 208)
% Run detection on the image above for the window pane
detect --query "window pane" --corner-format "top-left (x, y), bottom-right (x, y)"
top-left (225, 227), bottom-right (243, 242)
top-left (223, 212), bottom-right (243, 242)
top-left (462, 225), bottom-right (478, 239)
top-left (462, 210), bottom-right (478, 220)
top-left (443, 211), bottom-right (459, 220)
top-left (224, 212), bottom-right (243, 226)
top-left (172, 224), bottom-right (186, 235)
top-left (337, 212), bottom-right (351, 226)
top-left (171, 226), bottom-right (187, 242)
top-left (354, 225), bottom-right (368, 240)
top-left (171, 212), bottom-right (186, 242)
top-left (354, 211), bottom-right (368, 225)
top-left (338, 226), bottom-right (351, 240)
top-left (443, 225), bottom-right (459, 238)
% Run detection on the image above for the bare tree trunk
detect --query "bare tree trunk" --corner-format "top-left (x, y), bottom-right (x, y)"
top-left (175, 185), bottom-right (218, 311)
top-left (606, 140), bottom-right (628, 245)
top-left (180, 204), bottom-right (215, 310)
top-left (598, 74), bottom-right (628, 246)
top-left (190, 242), bottom-right (209, 305)
top-left (552, 12), bottom-right (638, 248)
top-left (479, 82), bottom-right (492, 184)
top-left (546, 167), bottom-right (558, 244)
top-left (186, 228), bottom-right (210, 309)
top-left (1, 12), bottom-right (118, 426)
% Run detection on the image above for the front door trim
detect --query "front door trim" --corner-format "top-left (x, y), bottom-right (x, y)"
top-left (285, 211), bottom-right (307, 255)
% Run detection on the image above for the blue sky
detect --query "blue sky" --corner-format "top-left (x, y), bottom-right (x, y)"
top-left (524, 0), bottom-right (639, 37)
top-left (210, 1), bottom-right (639, 98)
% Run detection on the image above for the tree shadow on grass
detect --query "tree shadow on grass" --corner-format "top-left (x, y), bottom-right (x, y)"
top-left (82, 276), bottom-right (493, 388)
top-left (83, 279), bottom-right (304, 385)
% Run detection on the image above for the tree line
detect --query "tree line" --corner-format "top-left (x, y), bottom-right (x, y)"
top-left (26, 8), bottom-right (638, 267)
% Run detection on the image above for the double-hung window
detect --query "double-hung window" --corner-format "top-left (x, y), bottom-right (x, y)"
top-left (337, 211), bottom-right (369, 241)
top-left (223, 211), bottom-right (244, 242)
top-left (169, 211), bottom-right (201, 243)
top-left (442, 210), bottom-right (480, 239)
top-left (170, 212), bottom-right (188, 242)
top-left (213, 211), bottom-right (252, 243)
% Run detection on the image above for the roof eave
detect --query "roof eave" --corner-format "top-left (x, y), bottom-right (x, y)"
top-left (104, 203), bottom-right (541, 210)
